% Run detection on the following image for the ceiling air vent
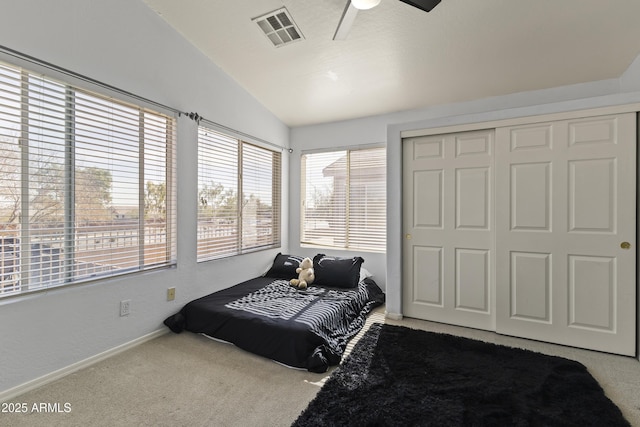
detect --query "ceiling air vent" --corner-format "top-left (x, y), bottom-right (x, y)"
top-left (253, 7), bottom-right (304, 48)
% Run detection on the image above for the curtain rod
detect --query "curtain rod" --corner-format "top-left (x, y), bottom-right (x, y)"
top-left (0, 45), bottom-right (286, 152)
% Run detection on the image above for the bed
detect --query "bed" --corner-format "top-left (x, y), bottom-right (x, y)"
top-left (163, 253), bottom-right (385, 373)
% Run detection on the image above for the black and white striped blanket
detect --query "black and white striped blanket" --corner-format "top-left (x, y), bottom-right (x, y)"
top-left (164, 276), bottom-right (385, 372)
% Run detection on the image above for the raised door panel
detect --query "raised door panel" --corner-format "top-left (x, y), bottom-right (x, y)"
top-left (413, 136), bottom-right (444, 159)
top-left (510, 124), bottom-right (552, 152)
top-left (569, 255), bottom-right (615, 331)
top-left (509, 252), bottom-right (551, 323)
top-left (510, 163), bottom-right (551, 232)
top-left (568, 159), bottom-right (615, 233)
top-left (412, 246), bottom-right (443, 306)
top-left (455, 248), bottom-right (489, 313)
top-left (456, 167), bottom-right (489, 230)
top-left (456, 132), bottom-right (492, 158)
top-left (413, 170), bottom-right (443, 229)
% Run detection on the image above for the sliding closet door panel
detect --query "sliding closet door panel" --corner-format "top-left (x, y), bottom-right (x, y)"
top-left (496, 113), bottom-right (636, 356)
top-left (403, 130), bottom-right (495, 331)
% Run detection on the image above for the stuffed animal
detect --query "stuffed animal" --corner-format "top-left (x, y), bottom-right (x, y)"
top-left (290, 257), bottom-right (314, 290)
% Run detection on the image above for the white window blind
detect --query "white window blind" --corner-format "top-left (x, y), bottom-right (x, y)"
top-left (197, 127), bottom-right (281, 262)
top-left (301, 147), bottom-right (386, 252)
top-left (0, 61), bottom-right (176, 298)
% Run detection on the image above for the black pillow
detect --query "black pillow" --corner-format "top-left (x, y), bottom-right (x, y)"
top-left (312, 254), bottom-right (364, 289)
top-left (265, 253), bottom-right (303, 279)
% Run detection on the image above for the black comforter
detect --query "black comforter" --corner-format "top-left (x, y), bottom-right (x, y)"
top-left (164, 276), bottom-right (384, 373)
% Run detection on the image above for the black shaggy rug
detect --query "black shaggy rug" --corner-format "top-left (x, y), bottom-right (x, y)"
top-left (293, 323), bottom-right (629, 427)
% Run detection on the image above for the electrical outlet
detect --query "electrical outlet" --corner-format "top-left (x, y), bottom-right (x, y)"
top-left (167, 287), bottom-right (176, 301)
top-left (120, 299), bottom-right (131, 317)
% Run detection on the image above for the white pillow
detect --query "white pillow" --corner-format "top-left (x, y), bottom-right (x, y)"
top-left (359, 267), bottom-right (373, 283)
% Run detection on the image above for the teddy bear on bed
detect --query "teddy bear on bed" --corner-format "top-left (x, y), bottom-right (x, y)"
top-left (290, 257), bottom-right (314, 290)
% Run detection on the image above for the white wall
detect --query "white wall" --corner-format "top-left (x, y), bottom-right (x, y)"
top-left (289, 79), bottom-right (623, 294)
top-left (385, 79), bottom-right (640, 318)
top-left (288, 119), bottom-right (391, 288)
top-left (291, 57), bottom-right (640, 322)
top-left (0, 0), bottom-right (290, 395)
top-left (3, 1), bottom-right (640, 396)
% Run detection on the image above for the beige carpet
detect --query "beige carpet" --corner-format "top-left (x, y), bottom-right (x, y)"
top-left (3, 308), bottom-right (639, 426)
top-left (1, 330), bottom-right (326, 427)
top-left (0, 310), bottom-right (384, 427)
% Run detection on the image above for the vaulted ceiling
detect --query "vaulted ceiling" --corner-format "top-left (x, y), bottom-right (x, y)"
top-left (142, 0), bottom-right (640, 127)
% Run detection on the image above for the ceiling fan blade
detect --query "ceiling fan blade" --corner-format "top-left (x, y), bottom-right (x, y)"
top-left (333, 1), bottom-right (359, 40)
top-left (398, 0), bottom-right (441, 13)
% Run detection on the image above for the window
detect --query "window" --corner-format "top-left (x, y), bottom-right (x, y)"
top-left (0, 62), bottom-right (176, 298)
top-left (301, 146), bottom-right (386, 252)
top-left (197, 127), bottom-right (281, 261)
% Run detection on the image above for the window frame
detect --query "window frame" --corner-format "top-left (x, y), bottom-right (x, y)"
top-left (196, 125), bottom-right (282, 262)
top-left (0, 59), bottom-right (177, 299)
top-left (300, 144), bottom-right (386, 253)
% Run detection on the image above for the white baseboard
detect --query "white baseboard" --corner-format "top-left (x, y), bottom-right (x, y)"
top-left (385, 311), bottom-right (403, 320)
top-left (0, 328), bottom-right (168, 403)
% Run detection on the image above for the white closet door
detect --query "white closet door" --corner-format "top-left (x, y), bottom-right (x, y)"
top-left (402, 130), bottom-right (495, 331)
top-left (495, 113), bottom-right (636, 356)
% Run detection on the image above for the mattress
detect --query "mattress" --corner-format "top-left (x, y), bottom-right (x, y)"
top-left (164, 276), bottom-right (385, 372)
